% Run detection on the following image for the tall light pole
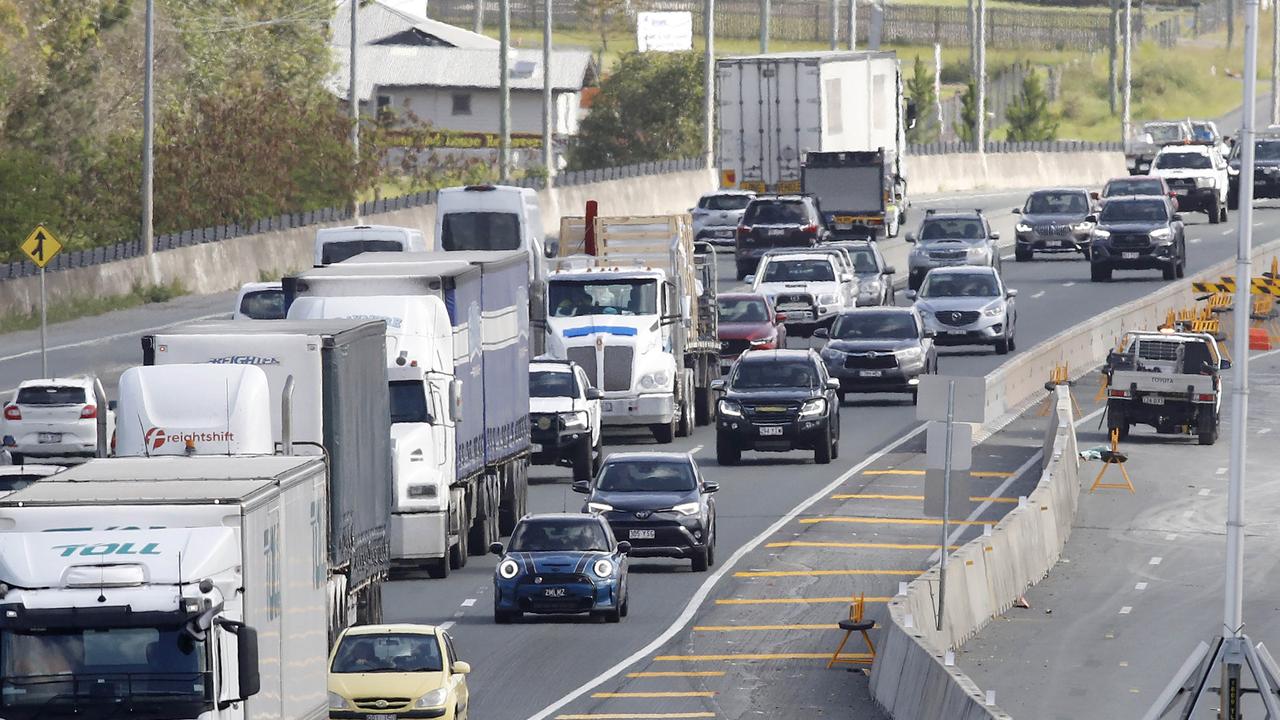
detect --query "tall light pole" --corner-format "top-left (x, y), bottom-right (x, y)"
top-left (848, 0), bottom-right (857, 49)
top-left (1122, 0), bottom-right (1132, 142)
top-left (1272, 0), bottom-right (1278, 125)
top-left (142, 0), bottom-right (154, 257)
top-left (830, 0), bottom-right (839, 49)
top-left (705, 0), bottom-right (716, 170)
top-left (975, 0), bottom-right (986, 152)
top-left (760, 0), bottom-right (770, 53)
top-left (499, 0), bottom-right (511, 181)
top-left (349, 0), bottom-right (360, 214)
top-left (542, 0), bottom-right (554, 179)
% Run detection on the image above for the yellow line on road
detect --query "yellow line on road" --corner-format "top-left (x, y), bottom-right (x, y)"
top-left (715, 596), bottom-right (891, 605)
top-left (734, 569), bottom-right (918, 578)
top-left (557, 714), bottom-right (717, 719)
top-left (591, 692), bottom-right (716, 699)
top-left (831, 493), bottom-right (1018, 503)
top-left (654, 652), bottom-right (873, 662)
top-left (799, 516), bottom-right (987, 527)
top-left (862, 469), bottom-right (1013, 478)
top-left (625, 672), bottom-right (726, 678)
top-left (767, 541), bottom-right (958, 550)
top-left (693, 623), bottom-right (846, 631)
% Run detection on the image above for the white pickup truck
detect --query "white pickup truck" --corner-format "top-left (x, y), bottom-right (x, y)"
top-left (1105, 331), bottom-right (1228, 445)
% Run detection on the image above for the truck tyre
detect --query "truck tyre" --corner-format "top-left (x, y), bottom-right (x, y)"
top-left (452, 524), bottom-right (470, 568)
top-left (1229, 183), bottom-right (1240, 210)
top-left (676, 400), bottom-right (693, 438)
top-left (1015, 245), bottom-right (1032, 262)
top-left (1221, 204), bottom-right (1229, 223)
top-left (695, 384), bottom-right (714, 426)
top-left (427, 555), bottom-right (450, 579)
top-left (498, 461), bottom-right (528, 536)
top-left (652, 419), bottom-right (676, 444)
top-left (1090, 264), bottom-right (1111, 282)
top-left (1208, 198), bottom-right (1221, 224)
top-left (1198, 406), bottom-right (1218, 446)
top-left (572, 436), bottom-right (593, 481)
top-left (716, 438), bottom-right (740, 466)
top-left (815, 429), bottom-right (833, 465)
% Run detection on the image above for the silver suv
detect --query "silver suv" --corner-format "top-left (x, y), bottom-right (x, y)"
top-left (906, 266), bottom-right (1018, 355)
top-left (691, 191), bottom-right (755, 245)
top-left (905, 210), bottom-right (1001, 291)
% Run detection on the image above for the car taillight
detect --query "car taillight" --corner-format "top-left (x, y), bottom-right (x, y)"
top-left (1107, 389), bottom-right (1130, 398)
top-left (80, 405), bottom-right (97, 419)
top-left (2, 405), bottom-right (19, 421)
top-left (1196, 393), bottom-right (1215, 402)
top-left (801, 224), bottom-right (818, 233)
top-left (738, 225), bottom-right (752, 236)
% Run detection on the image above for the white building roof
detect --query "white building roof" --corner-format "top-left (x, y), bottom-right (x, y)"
top-left (331, 0), bottom-right (499, 50)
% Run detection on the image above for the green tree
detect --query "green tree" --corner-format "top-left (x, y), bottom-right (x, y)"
top-left (1004, 70), bottom-right (1059, 142)
top-left (954, 81), bottom-right (990, 145)
top-left (905, 55), bottom-right (939, 144)
top-left (568, 51), bottom-right (704, 170)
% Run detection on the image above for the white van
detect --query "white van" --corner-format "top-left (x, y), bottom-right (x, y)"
top-left (232, 281), bottom-right (285, 320)
top-left (314, 225), bottom-right (429, 267)
top-left (435, 185), bottom-right (546, 285)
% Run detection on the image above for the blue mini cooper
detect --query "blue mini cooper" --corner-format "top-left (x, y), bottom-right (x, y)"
top-left (490, 513), bottom-right (631, 623)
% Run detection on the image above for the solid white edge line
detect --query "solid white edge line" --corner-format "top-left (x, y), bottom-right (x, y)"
top-left (523, 423), bottom-right (930, 720)
top-left (0, 311), bottom-right (227, 364)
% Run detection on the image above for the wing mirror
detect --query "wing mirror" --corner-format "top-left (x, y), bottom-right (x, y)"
top-left (905, 232), bottom-right (917, 243)
top-left (826, 378), bottom-right (841, 391)
top-left (571, 480), bottom-right (591, 494)
top-left (923, 329), bottom-right (936, 338)
top-left (1173, 213), bottom-right (1184, 222)
top-left (617, 541), bottom-right (632, 555)
top-left (702, 480), bottom-right (720, 493)
top-left (813, 328), bottom-right (830, 339)
top-left (840, 272), bottom-right (854, 283)
top-left (221, 622), bottom-right (260, 702)
top-left (585, 388), bottom-right (603, 400)
top-left (989, 231), bottom-right (1001, 240)
top-left (744, 275), bottom-right (756, 285)
top-left (1221, 358), bottom-right (1233, 370)
top-left (543, 239), bottom-right (559, 259)
top-left (904, 290), bottom-right (918, 300)
top-left (775, 312), bottom-right (788, 324)
top-left (710, 379), bottom-right (726, 391)
top-left (449, 379), bottom-right (464, 423)
top-left (1011, 208), bottom-right (1021, 214)
top-left (453, 661), bottom-right (472, 675)
top-left (107, 400), bottom-right (118, 412)
top-left (1006, 288), bottom-right (1019, 298)
top-left (489, 542), bottom-right (505, 555)
top-left (1086, 214), bottom-right (1099, 223)
top-left (884, 265), bottom-right (896, 275)
top-left (1090, 191), bottom-right (1101, 201)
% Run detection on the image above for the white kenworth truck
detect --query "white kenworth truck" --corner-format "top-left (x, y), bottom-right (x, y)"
top-left (1105, 330), bottom-right (1227, 445)
top-left (547, 214), bottom-right (720, 443)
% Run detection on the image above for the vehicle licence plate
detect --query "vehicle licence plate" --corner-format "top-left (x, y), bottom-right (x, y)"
top-left (1142, 395), bottom-right (1166, 405)
top-left (1122, 252), bottom-right (1140, 260)
top-left (543, 587), bottom-right (567, 598)
top-left (530, 443), bottom-right (543, 453)
top-left (629, 529), bottom-right (656, 540)
top-left (1175, 188), bottom-right (1189, 195)
top-left (366, 714), bottom-right (396, 720)
top-left (37, 433), bottom-right (61, 444)
top-left (769, 229), bottom-right (786, 236)
top-left (1045, 240), bottom-right (1062, 247)
top-left (859, 370), bottom-right (883, 377)
top-left (758, 425), bottom-right (784, 436)
top-left (717, 229), bottom-right (734, 237)
top-left (835, 222), bottom-right (853, 230)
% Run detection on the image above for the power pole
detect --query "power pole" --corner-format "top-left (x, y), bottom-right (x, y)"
top-left (1272, 0), bottom-right (1279, 125)
top-left (1109, 0), bottom-right (1118, 114)
top-left (542, 0), bottom-right (554, 179)
top-left (976, 0), bottom-right (986, 153)
top-left (705, 0), bottom-right (716, 170)
top-left (968, 0), bottom-right (977, 82)
top-left (830, 0), bottom-right (839, 49)
top-left (499, 0), bottom-right (511, 181)
top-left (760, 0), bottom-right (770, 52)
top-left (474, 0), bottom-right (484, 32)
top-left (142, 0), bottom-right (154, 257)
top-left (934, 43), bottom-right (944, 140)
top-left (349, 0), bottom-right (360, 216)
top-left (1122, 0), bottom-right (1132, 141)
top-left (848, 0), bottom-right (857, 49)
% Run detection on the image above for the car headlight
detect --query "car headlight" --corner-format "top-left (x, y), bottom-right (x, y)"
top-left (414, 687), bottom-right (449, 709)
top-left (818, 293), bottom-right (839, 306)
top-left (748, 336), bottom-right (773, 348)
top-left (587, 501), bottom-right (614, 513)
top-left (560, 411), bottom-right (589, 430)
top-left (968, 246), bottom-right (991, 259)
top-left (1195, 176), bottom-right (1216, 188)
top-left (1015, 222), bottom-right (1032, 233)
top-left (328, 691), bottom-right (351, 710)
top-left (718, 399), bottom-right (743, 417)
top-left (1072, 221), bottom-right (1093, 232)
top-left (593, 559), bottom-right (614, 577)
top-left (896, 346), bottom-right (924, 361)
top-left (859, 279), bottom-right (882, 295)
top-left (984, 304), bottom-right (1005, 318)
top-left (407, 483), bottom-right (438, 499)
top-left (1093, 228), bottom-right (1112, 239)
top-left (671, 502), bottom-right (701, 516)
top-left (910, 246), bottom-right (929, 257)
top-left (498, 559), bottom-right (520, 579)
top-left (799, 398), bottom-right (826, 418)
top-left (639, 370), bottom-right (672, 390)
top-left (820, 345), bottom-right (843, 360)
top-left (1149, 227), bottom-right (1173, 242)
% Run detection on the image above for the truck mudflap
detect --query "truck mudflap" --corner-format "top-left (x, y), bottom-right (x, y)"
top-left (498, 454), bottom-right (530, 536)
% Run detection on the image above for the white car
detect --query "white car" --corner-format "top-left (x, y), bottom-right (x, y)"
top-left (529, 359), bottom-right (602, 481)
top-left (232, 281), bottom-right (285, 320)
top-left (691, 190), bottom-right (755, 245)
top-left (1149, 144), bottom-right (1230, 223)
top-left (747, 252), bottom-right (856, 337)
top-left (1, 377), bottom-right (115, 463)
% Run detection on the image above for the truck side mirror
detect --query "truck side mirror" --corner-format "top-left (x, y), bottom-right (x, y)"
top-left (710, 379), bottom-right (726, 391)
top-left (222, 623), bottom-right (261, 701)
top-left (813, 328), bottom-right (830, 339)
top-left (572, 480), bottom-right (591, 493)
top-left (1221, 358), bottom-right (1232, 370)
top-left (449, 379), bottom-right (464, 423)
top-left (544, 240), bottom-right (559, 259)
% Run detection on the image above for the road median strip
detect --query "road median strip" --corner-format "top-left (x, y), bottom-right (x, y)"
top-left (766, 540), bottom-right (959, 550)
top-left (654, 652), bottom-right (874, 662)
top-left (798, 516), bottom-right (989, 527)
top-left (713, 596), bottom-right (891, 605)
top-left (692, 623), bottom-right (845, 631)
top-left (733, 569), bottom-right (918, 577)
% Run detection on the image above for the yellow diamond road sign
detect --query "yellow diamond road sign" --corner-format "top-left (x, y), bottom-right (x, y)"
top-left (20, 225), bottom-right (62, 269)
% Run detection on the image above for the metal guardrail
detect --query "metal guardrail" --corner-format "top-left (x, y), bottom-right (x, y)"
top-left (907, 140), bottom-right (1125, 155)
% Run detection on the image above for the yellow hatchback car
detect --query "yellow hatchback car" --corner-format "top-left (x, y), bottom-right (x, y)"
top-left (327, 623), bottom-right (471, 719)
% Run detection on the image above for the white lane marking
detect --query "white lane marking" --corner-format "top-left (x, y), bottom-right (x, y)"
top-left (916, 190), bottom-right (1029, 204)
top-left (524, 423), bottom-right (930, 720)
top-left (1000, 253), bottom-right (1016, 261)
top-left (1260, 427), bottom-right (1273, 435)
top-left (1165, 533), bottom-right (1179, 541)
top-left (1032, 290), bottom-right (1046, 299)
top-left (1216, 467), bottom-right (1228, 475)
top-left (1223, 230), bottom-right (1235, 236)
top-left (689, 445), bottom-right (704, 455)
top-left (439, 621), bottom-right (456, 631)
top-left (1183, 510), bottom-right (1196, 519)
top-left (0, 312), bottom-right (226, 364)
top-left (460, 598), bottom-right (476, 607)
top-left (1135, 582), bottom-right (1148, 591)
top-left (1198, 488), bottom-right (1211, 496)
top-left (1119, 606), bottom-right (1133, 615)
top-left (1150, 556), bottom-right (1163, 566)
top-left (1190, 237), bottom-right (1203, 244)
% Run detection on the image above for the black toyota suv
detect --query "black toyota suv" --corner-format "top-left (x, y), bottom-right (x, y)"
top-left (1228, 135), bottom-right (1280, 208)
top-left (712, 349), bottom-right (841, 466)
top-left (1088, 195), bottom-right (1186, 282)
top-left (734, 195), bottom-right (830, 280)
top-left (574, 452), bottom-right (719, 572)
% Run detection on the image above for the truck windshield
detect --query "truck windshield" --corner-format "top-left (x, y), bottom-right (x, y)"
top-left (440, 212), bottom-right (521, 251)
top-left (0, 627), bottom-right (209, 711)
top-left (530, 371), bottom-right (578, 398)
top-left (1254, 141), bottom-right (1280, 160)
top-left (1100, 200), bottom-right (1168, 223)
top-left (1154, 152), bottom-right (1212, 170)
top-left (321, 239), bottom-right (405, 265)
top-left (549, 279), bottom-right (658, 317)
top-left (1025, 191), bottom-right (1089, 215)
top-left (389, 380), bottom-right (433, 424)
top-left (831, 313), bottom-right (918, 340)
top-left (331, 632), bottom-right (443, 674)
top-left (762, 260), bottom-right (834, 283)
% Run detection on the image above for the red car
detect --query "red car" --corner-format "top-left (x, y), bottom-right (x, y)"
top-left (717, 293), bottom-right (787, 371)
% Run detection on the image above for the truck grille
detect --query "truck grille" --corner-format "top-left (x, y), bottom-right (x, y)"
top-left (1111, 233), bottom-right (1152, 250)
top-left (742, 403), bottom-right (800, 422)
top-left (603, 346), bottom-right (634, 391)
top-left (935, 310), bottom-right (981, 327)
top-left (1166, 178), bottom-right (1196, 192)
top-left (844, 351), bottom-right (899, 369)
top-left (567, 346), bottom-right (597, 382)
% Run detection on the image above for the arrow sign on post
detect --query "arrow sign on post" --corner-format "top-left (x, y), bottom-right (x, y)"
top-left (19, 225), bottom-right (62, 376)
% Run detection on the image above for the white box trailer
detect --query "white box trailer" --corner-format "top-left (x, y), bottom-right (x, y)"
top-left (717, 51), bottom-right (906, 193)
top-left (0, 455), bottom-right (330, 719)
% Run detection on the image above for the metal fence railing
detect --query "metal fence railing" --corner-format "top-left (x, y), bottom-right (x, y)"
top-left (907, 140), bottom-right (1125, 155)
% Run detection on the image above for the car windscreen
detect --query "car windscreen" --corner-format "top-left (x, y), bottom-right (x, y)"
top-left (920, 273), bottom-right (1000, 298)
top-left (700, 194), bottom-right (752, 211)
top-left (1099, 200), bottom-right (1168, 223)
top-left (530, 370), bottom-right (578, 398)
top-left (744, 201), bottom-right (807, 225)
top-left (1255, 141), bottom-right (1280, 161)
top-left (16, 386), bottom-right (86, 406)
top-left (718, 298), bottom-right (770, 323)
top-left (1103, 179), bottom-right (1164, 197)
top-left (389, 380), bottom-right (433, 424)
top-left (847, 248), bottom-right (879, 273)
top-left (831, 313), bottom-right (918, 340)
top-left (508, 519), bottom-right (610, 552)
top-left (440, 211), bottom-right (521, 251)
top-left (1025, 191), bottom-right (1089, 215)
top-left (919, 218), bottom-right (985, 241)
top-left (321, 239), bottom-right (404, 265)
top-left (733, 361), bottom-right (818, 389)
top-left (762, 260), bottom-right (835, 283)
top-left (1154, 152), bottom-right (1212, 170)
top-left (549, 279), bottom-right (658, 317)
top-left (238, 289), bottom-right (285, 319)
top-left (597, 460), bottom-right (696, 492)
top-left (331, 633), bottom-right (443, 674)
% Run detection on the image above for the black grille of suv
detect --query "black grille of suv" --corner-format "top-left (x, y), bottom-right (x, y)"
top-left (935, 310), bottom-right (981, 327)
top-left (742, 403), bottom-right (800, 422)
top-left (844, 352), bottom-right (899, 370)
top-left (1111, 232), bottom-right (1152, 249)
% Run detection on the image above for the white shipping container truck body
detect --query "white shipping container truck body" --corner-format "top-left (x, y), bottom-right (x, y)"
top-left (717, 51), bottom-right (903, 192)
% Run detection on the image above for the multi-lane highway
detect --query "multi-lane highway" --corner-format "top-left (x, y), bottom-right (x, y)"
top-left (4, 187), bottom-right (1280, 718)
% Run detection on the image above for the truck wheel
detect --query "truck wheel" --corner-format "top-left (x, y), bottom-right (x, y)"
top-left (1015, 245), bottom-right (1032, 262)
top-left (815, 429), bottom-right (833, 465)
top-left (652, 419), bottom-right (676, 444)
top-left (452, 524), bottom-right (470, 568)
top-left (572, 436), bottom-right (594, 481)
top-left (1208, 198), bottom-right (1221, 224)
top-left (716, 439), bottom-right (740, 466)
top-left (427, 555), bottom-right (450, 579)
top-left (1090, 264), bottom-right (1111, 282)
top-left (676, 399), bottom-right (693, 438)
top-left (1198, 406), bottom-right (1218, 445)
top-left (695, 385), bottom-right (714, 426)
top-left (498, 461), bottom-right (527, 536)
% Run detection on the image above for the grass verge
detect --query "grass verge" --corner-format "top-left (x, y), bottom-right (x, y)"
top-left (0, 281), bottom-right (188, 336)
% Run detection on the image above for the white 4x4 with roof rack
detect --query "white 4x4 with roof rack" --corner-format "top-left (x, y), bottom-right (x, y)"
top-left (1149, 144), bottom-right (1230, 223)
top-left (1105, 331), bottom-right (1225, 445)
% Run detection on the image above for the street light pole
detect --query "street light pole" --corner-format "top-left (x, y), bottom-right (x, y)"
top-left (848, 0), bottom-right (857, 49)
top-left (499, 0), bottom-right (511, 181)
top-left (975, 0), bottom-right (986, 153)
top-left (830, 0), bottom-right (839, 49)
top-left (705, 0), bottom-right (716, 171)
top-left (1122, 0), bottom-right (1132, 141)
top-left (542, 0), bottom-right (554, 179)
top-left (142, 0), bottom-right (154, 257)
top-left (760, 0), bottom-right (770, 53)
top-left (1272, 0), bottom-right (1278, 125)
top-left (348, 0), bottom-right (360, 217)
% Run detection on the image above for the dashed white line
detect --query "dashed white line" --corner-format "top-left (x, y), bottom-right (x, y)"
top-left (460, 598), bottom-right (476, 607)
top-left (1216, 467), bottom-right (1228, 475)
top-left (439, 621), bottom-right (456, 631)
top-left (1190, 237), bottom-right (1203, 244)
top-left (689, 445), bottom-right (704, 455)
top-left (1183, 510), bottom-right (1196, 519)
top-left (1260, 427), bottom-right (1273, 435)
top-left (1031, 290), bottom-right (1046, 299)
top-left (1223, 229), bottom-right (1235, 236)
top-left (1150, 556), bottom-right (1163, 566)
top-left (1165, 533), bottom-right (1179, 541)
top-left (1198, 488), bottom-right (1212, 496)
top-left (1119, 606), bottom-right (1133, 615)
top-left (1135, 582), bottom-right (1148, 591)
top-left (1063, 281), bottom-right (1076, 287)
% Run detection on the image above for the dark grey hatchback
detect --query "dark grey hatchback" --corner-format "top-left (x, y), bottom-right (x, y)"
top-left (574, 452), bottom-right (718, 572)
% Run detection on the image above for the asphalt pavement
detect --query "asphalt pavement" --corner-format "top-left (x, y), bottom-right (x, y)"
top-left (7, 187), bottom-right (1280, 719)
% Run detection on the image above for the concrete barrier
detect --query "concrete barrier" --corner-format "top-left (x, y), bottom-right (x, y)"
top-left (904, 151), bottom-right (1128, 195)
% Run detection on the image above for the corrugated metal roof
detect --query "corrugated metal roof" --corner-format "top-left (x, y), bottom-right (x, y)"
top-left (328, 45), bottom-right (597, 100)
top-left (332, 0), bottom-right (498, 50)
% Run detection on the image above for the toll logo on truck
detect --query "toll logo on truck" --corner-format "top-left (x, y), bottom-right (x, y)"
top-left (145, 427), bottom-right (236, 451)
top-left (51, 542), bottom-right (162, 557)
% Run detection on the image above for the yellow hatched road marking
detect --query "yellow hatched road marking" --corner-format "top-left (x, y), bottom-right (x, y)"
top-left (590, 692), bottom-right (716, 699)
top-left (715, 596), bottom-right (891, 605)
top-left (693, 623), bottom-right (848, 631)
top-left (654, 652), bottom-right (874, 662)
top-left (557, 714), bottom-right (717, 719)
top-left (766, 541), bottom-right (959, 550)
top-left (625, 672), bottom-right (726, 678)
top-left (831, 493), bottom-right (1018, 503)
top-left (734, 569), bottom-right (918, 577)
top-left (799, 516), bottom-right (987, 527)
top-left (862, 469), bottom-right (1012, 478)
